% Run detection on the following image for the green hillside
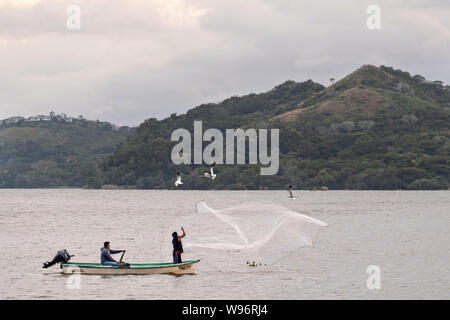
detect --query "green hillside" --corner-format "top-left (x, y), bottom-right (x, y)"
top-left (273, 65), bottom-right (450, 190)
top-left (97, 65), bottom-right (450, 190)
top-left (2, 65), bottom-right (448, 190)
top-left (0, 118), bottom-right (133, 188)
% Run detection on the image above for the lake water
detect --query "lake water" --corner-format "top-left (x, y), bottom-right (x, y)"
top-left (0, 189), bottom-right (448, 300)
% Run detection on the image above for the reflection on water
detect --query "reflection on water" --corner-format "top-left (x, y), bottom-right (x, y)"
top-left (0, 189), bottom-right (449, 299)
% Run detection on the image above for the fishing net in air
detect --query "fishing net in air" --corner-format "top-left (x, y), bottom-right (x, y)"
top-left (165, 201), bottom-right (328, 269)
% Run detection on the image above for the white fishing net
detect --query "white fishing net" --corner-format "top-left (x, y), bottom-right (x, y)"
top-left (160, 201), bottom-right (328, 269)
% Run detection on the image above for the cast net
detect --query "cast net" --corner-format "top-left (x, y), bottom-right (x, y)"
top-left (160, 201), bottom-right (328, 269)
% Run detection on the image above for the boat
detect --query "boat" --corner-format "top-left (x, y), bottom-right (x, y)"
top-left (61, 260), bottom-right (200, 275)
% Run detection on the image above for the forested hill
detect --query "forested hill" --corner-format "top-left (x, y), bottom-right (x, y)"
top-left (2, 65), bottom-right (448, 190)
top-left (0, 115), bottom-right (133, 188)
top-left (97, 65), bottom-right (449, 190)
top-left (94, 80), bottom-right (325, 189)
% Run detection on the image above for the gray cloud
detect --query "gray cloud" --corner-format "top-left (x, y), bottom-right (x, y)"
top-left (0, 0), bottom-right (449, 126)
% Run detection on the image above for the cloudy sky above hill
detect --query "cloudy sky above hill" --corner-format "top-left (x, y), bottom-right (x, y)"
top-left (0, 0), bottom-right (449, 125)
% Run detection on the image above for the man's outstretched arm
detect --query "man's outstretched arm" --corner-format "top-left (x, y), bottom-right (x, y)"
top-left (110, 249), bottom-right (125, 254)
top-left (179, 227), bottom-right (186, 240)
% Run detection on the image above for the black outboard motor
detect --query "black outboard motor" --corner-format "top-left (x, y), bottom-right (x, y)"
top-left (43, 249), bottom-right (73, 268)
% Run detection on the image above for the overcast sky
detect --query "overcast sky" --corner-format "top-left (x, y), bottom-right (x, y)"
top-left (0, 0), bottom-right (449, 126)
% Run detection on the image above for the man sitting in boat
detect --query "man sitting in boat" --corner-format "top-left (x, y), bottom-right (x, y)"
top-left (101, 241), bottom-right (125, 267)
top-left (172, 227), bottom-right (186, 264)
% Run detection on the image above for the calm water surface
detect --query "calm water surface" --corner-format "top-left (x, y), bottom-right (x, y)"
top-left (0, 190), bottom-right (448, 299)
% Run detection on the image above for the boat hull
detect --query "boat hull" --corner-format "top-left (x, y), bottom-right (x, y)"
top-left (61, 260), bottom-right (199, 275)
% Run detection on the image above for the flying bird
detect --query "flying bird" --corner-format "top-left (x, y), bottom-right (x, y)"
top-left (204, 162), bottom-right (217, 180)
top-left (175, 171), bottom-right (183, 187)
top-left (288, 185), bottom-right (295, 199)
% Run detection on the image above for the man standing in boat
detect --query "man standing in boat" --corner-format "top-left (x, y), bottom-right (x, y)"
top-left (101, 241), bottom-right (125, 267)
top-left (172, 227), bottom-right (186, 264)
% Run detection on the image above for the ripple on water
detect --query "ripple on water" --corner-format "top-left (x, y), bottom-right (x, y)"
top-left (0, 189), bottom-right (448, 299)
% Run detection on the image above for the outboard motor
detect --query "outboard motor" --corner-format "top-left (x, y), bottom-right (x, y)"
top-left (43, 249), bottom-right (73, 268)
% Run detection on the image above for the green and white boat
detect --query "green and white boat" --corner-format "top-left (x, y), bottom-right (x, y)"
top-left (61, 260), bottom-right (200, 275)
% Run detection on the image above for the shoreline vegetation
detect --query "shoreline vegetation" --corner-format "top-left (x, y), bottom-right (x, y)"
top-left (96, 185), bottom-right (332, 191)
top-left (1, 65), bottom-right (449, 190)
top-left (0, 187), bottom-right (449, 191)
